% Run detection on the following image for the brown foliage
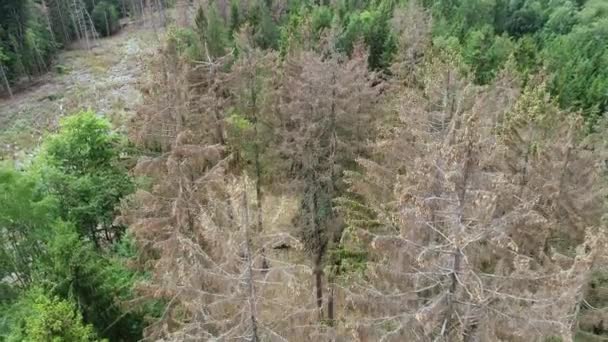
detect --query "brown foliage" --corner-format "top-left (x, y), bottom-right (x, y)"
top-left (122, 27), bottom-right (607, 341)
top-left (336, 55), bottom-right (608, 341)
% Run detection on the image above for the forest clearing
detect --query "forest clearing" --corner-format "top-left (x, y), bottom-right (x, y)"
top-left (0, 22), bottom-right (156, 159)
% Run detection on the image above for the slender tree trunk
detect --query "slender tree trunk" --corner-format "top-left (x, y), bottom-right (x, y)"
top-left (314, 251), bottom-right (323, 317)
top-left (0, 65), bottom-right (13, 99)
top-left (311, 178), bottom-right (324, 319)
top-left (41, 0), bottom-right (56, 43)
top-left (156, 0), bottom-right (166, 26)
top-left (326, 70), bottom-right (338, 324)
top-left (246, 55), bottom-right (268, 273)
top-left (443, 137), bottom-right (473, 340)
top-left (139, 0), bottom-right (146, 25)
top-left (242, 186), bottom-right (259, 342)
top-left (120, 0), bottom-right (127, 17)
top-left (56, 0), bottom-right (72, 44)
top-left (104, 11), bottom-right (110, 36)
top-left (327, 281), bottom-right (335, 324)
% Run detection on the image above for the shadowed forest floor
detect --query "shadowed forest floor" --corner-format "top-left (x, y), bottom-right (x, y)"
top-left (0, 24), bottom-right (159, 161)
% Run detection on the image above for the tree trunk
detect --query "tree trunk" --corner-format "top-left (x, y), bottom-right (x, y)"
top-left (104, 11), bottom-right (110, 36)
top-left (443, 134), bottom-right (474, 340)
top-left (327, 282), bottom-right (335, 324)
top-left (0, 65), bottom-right (13, 99)
top-left (314, 252), bottom-right (324, 318)
top-left (41, 0), bottom-right (56, 42)
top-left (242, 187), bottom-right (259, 342)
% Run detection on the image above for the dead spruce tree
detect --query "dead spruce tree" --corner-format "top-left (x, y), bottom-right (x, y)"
top-left (226, 36), bottom-right (282, 272)
top-left (123, 35), bottom-right (263, 340)
top-left (278, 46), bottom-right (381, 324)
top-left (124, 32), bottom-right (325, 340)
top-left (389, 0), bottom-right (432, 84)
top-left (336, 53), bottom-right (607, 341)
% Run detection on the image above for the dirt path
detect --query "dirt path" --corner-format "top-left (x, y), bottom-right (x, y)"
top-left (0, 24), bottom-right (160, 160)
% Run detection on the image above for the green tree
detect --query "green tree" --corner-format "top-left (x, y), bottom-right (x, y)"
top-left (463, 25), bottom-right (513, 84)
top-left (92, 1), bottom-right (119, 37)
top-left (6, 287), bottom-right (100, 342)
top-left (38, 222), bottom-right (155, 341)
top-left (544, 19), bottom-right (608, 117)
top-left (544, 1), bottom-right (578, 35)
top-left (248, 0), bottom-right (280, 50)
top-left (38, 111), bottom-right (133, 246)
top-left (0, 166), bottom-right (59, 289)
top-left (338, 7), bottom-right (396, 70)
top-left (195, 4), bottom-right (229, 59)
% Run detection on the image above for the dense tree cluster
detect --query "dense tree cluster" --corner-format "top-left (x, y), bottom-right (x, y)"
top-left (122, 0), bottom-right (608, 340)
top-left (0, 111), bottom-right (160, 340)
top-left (1, 0), bottom-right (608, 341)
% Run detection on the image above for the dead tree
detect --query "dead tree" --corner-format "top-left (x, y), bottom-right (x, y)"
top-left (278, 46), bottom-right (380, 323)
top-left (336, 54), bottom-right (607, 341)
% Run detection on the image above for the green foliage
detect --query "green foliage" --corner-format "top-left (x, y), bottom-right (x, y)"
top-left (207, 4), bottom-right (230, 57)
top-left (327, 245), bottom-right (368, 277)
top-left (337, 6), bottom-right (396, 69)
top-left (463, 25), bottom-right (514, 84)
top-left (418, 0), bottom-right (608, 116)
top-left (6, 287), bottom-right (100, 342)
top-left (311, 6), bottom-right (333, 37)
top-left (43, 111), bottom-right (118, 174)
top-left (230, 0), bottom-right (242, 33)
top-left (0, 110), bottom-right (156, 340)
top-left (0, 166), bottom-right (59, 288)
top-left (544, 1), bottom-right (578, 35)
top-left (37, 111), bottom-right (133, 245)
top-left (544, 19), bottom-right (608, 116)
top-left (505, 4), bottom-right (547, 38)
top-left (38, 222), bottom-right (153, 341)
top-left (279, 8), bottom-right (309, 56)
top-left (92, 1), bottom-right (120, 37)
top-left (167, 25), bottom-right (202, 60)
top-left (226, 111), bottom-right (256, 164)
top-left (0, 0), bottom-right (57, 80)
top-left (513, 35), bottom-right (539, 75)
top-left (249, 1), bottom-right (280, 50)
top-left (194, 4), bottom-right (229, 59)
top-left (0, 0), bottom-right (128, 83)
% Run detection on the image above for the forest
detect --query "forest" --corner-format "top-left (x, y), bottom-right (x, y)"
top-left (1, 0), bottom-right (608, 341)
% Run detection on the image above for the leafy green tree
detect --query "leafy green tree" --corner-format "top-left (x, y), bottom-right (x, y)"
top-left (544, 19), bottom-right (608, 117)
top-left (578, 0), bottom-right (608, 23)
top-left (38, 111), bottom-right (133, 246)
top-left (195, 4), bottom-right (229, 59)
top-left (513, 34), bottom-right (538, 75)
top-left (38, 221), bottom-right (154, 341)
top-left (279, 8), bottom-right (309, 56)
top-left (544, 1), bottom-right (578, 35)
top-left (505, 5), bottom-right (546, 37)
top-left (338, 7), bottom-right (395, 70)
top-left (230, 0), bottom-right (242, 33)
top-left (6, 287), bottom-right (100, 342)
top-left (167, 25), bottom-right (203, 60)
top-left (0, 166), bottom-right (59, 289)
top-left (463, 25), bottom-right (514, 83)
top-left (248, 0), bottom-right (280, 50)
top-left (311, 6), bottom-right (333, 38)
